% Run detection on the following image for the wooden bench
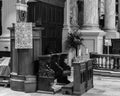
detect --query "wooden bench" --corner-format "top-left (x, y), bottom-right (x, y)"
top-left (37, 53), bottom-right (70, 93)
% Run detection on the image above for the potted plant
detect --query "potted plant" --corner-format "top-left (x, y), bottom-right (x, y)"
top-left (65, 29), bottom-right (84, 57)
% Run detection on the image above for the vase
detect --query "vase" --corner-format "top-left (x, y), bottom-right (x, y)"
top-left (68, 48), bottom-right (76, 66)
top-left (76, 45), bottom-right (81, 57)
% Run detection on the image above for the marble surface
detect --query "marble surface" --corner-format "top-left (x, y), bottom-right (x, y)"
top-left (0, 75), bottom-right (120, 96)
top-left (83, 0), bottom-right (99, 27)
top-left (105, 0), bottom-right (116, 30)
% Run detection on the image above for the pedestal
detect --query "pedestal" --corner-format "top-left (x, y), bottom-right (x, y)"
top-left (79, 29), bottom-right (105, 54)
top-left (10, 74), bottom-right (25, 91)
top-left (105, 29), bottom-right (120, 38)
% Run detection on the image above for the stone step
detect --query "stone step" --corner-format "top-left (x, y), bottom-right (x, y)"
top-left (94, 69), bottom-right (120, 77)
top-left (61, 82), bottom-right (73, 95)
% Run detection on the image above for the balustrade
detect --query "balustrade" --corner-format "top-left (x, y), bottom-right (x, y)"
top-left (90, 53), bottom-right (120, 71)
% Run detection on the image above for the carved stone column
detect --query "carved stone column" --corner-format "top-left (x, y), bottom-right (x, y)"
top-left (104, 0), bottom-right (119, 38)
top-left (79, 0), bottom-right (105, 54)
top-left (118, 0), bottom-right (120, 32)
top-left (69, 0), bottom-right (79, 30)
top-left (62, 0), bottom-right (71, 52)
top-left (62, 0), bottom-right (79, 51)
top-left (83, 0), bottom-right (99, 29)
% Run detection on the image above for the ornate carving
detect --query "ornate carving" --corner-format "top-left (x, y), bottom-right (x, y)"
top-left (15, 23), bottom-right (33, 49)
top-left (17, 10), bottom-right (27, 22)
top-left (38, 56), bottom-right (55, 78)
top-left (39, 69), bottom-right (54, 78)
top-left (69, 0), bottom-right (78, 27)
top-left (16, 0), bottom-right (28, 22)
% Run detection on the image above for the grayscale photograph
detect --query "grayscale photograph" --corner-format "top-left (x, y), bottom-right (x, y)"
top-left (0, 0), bottom-right (120, 96)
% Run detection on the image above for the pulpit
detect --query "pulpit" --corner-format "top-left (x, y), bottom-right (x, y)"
top-left (8, 24), bottom-right (44, 92)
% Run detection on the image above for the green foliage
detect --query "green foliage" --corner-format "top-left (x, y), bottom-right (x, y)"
top-left (65, 30), bottom-right (84, 50)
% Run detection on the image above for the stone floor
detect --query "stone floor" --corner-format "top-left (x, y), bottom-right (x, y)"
top-left (0, 75), bottom-right (120, 96)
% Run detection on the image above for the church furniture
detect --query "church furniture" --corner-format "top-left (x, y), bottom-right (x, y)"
top-left (8, 24), bottom-right (44, 92)
top-left (37, 55), bottom-right (55, 93)
top-left (72, 59), bottom-right (93, 95)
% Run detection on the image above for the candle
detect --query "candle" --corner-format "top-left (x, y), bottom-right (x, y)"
top-left (79, 49), bottom-right (81, 56)
top-left (86, 48), bottom-right (89, 54)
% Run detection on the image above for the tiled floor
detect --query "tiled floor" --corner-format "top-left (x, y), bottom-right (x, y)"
top-left (1, 75), bottom-right (120, 96)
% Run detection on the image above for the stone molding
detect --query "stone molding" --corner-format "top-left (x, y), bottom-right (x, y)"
top-left (28, 0), bottom-right (65, 7)
top-left (78, 29), bottom-right (106, 37)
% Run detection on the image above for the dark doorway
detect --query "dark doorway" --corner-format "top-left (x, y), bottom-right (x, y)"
top-left (27, 1), bottom-right (64, 54)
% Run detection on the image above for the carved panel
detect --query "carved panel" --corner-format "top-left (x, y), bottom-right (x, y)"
top-left (69, 0), bottom-right (78, 26)
top-left (15, 23), bottom-right (33, 49)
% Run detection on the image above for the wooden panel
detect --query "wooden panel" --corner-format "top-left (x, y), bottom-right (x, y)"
top-left (112, 39), bottom-right (120, 54)
top-left (18, 49), bottom-right (33, 75)
top-left (27, 1), bottom-right (64, 55)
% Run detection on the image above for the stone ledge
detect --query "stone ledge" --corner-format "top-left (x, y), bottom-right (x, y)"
top-left (94, 69), bottom-right (120, 77)
top-left (78, 29), bottom-right (106, 37)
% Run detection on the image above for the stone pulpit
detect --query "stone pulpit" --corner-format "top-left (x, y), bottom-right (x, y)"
top-left (8, 23), bottom-right (44, 92)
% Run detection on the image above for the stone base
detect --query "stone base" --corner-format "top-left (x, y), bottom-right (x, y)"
top-left (24, 81), bottom-right (37, 93)
top-left (10, 74), bottom-right (37, 92)
top-left (105, 30), bottom-right (120, 39)
top-left (24, 75), bottom-right (37, 93)
top-left (78, 29), bottom-right (106, 54)
top-left (10, 75), bottom-right (25, 91)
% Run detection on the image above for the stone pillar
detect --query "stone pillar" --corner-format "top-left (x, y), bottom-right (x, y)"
top-left (79, 0), bottom-right (105, 54)
top-left (118, 0), bottom-right (120, 32)
top-left (62, 0), bottom-right (79, 52)
top-left (69, 0), bottom-right (79, 30)
top-left (62, 0), bottom-right (72, 66)
top-left (83, 0), bottom-right (99, 29)
top-left (104, 0), bottom-right (119, 38)
top-left (62, 0), bottom-right (70, 52)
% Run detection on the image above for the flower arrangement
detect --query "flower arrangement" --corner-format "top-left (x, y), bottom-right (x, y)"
top-left (65, 30), bottom-right (84, 56)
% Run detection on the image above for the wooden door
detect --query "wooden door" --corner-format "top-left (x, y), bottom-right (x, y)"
top-left (27, 1), bottom-right (64, 55)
